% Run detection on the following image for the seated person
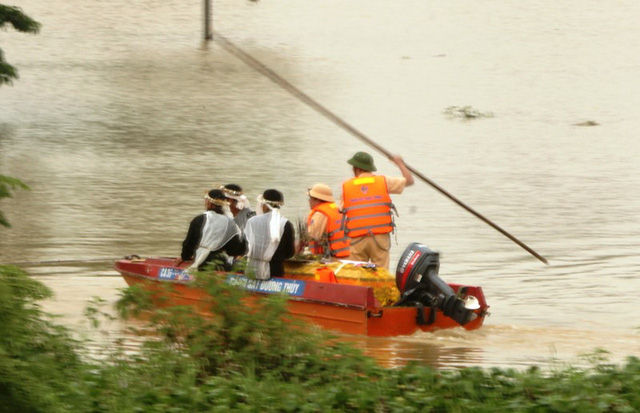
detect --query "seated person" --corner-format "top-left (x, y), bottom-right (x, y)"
top-left (306, 183), bottom-right (350, 260)
top-left (243, 189), bottom-right (295, 280)
top-left (220, 183), bottom-right (255, 231)
top-left (175, 189), bottom-right (246, 270)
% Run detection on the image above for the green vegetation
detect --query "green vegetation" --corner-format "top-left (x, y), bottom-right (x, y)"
top-left (0, 175), bottom-right (30, 227)
top-left (0, 265), bottom-right (87, 412)
top-left (1, 178), bottom-right (639, 411)
top-left (1, 265), bottom-right (640, 412)
top-left (0, 4), bottom-right (41, 86)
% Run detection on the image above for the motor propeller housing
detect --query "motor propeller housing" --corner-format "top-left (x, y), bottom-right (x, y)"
top-left (395, 242), bottom-right (477, 326)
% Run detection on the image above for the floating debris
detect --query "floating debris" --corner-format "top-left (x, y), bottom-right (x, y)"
top-left (444, 105), bottom-right (494, 119)
top-left (574, 120), bottom-right (599, 126)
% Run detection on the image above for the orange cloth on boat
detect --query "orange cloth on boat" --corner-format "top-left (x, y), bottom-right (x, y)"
top-left (314, 266), bottom-right (338, 283)
top-left (285, 261), bottom-right (400, 306)
top-left (306, 202), bottom-right (350, 258)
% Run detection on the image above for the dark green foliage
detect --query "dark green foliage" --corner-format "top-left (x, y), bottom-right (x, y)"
top-left (0, 53), bottom-right (18, 85)
top-left (0, 175), bottom-right (30, 227)
top-left (116, 274), bottom-right (381, 382)
top-left (0, 4), bottom-right (41, 86)
top-left (0, 5), bottom-right (41, 31)
top-left (0, 265), bottom-right (85, 413)
top-left (3, 264), bottom-right (640, 412)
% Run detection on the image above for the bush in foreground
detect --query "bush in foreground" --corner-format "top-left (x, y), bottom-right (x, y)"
top-left (2, 264), bottom-right (640, 412)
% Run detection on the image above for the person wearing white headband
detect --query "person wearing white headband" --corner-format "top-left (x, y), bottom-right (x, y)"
top-left (175, 189), bottom-right (246, 270)
top-left (220, 183), bottom-right (255, 231)
top-left (243, 189), bottom-right (296, 280)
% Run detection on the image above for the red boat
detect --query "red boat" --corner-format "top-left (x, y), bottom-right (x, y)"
top-left (114, 243), bottom-right (489, 337)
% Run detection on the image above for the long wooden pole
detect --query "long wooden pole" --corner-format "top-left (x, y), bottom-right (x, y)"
top-left (213, 32), bottom-right (549, 265)
top-left (204, 0), bottom-right (213, 40)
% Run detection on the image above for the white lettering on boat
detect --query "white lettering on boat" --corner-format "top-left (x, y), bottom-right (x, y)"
top-left (225, 274), bottom-right (305, 296)
top-left (159, 267), bottom-right (193, 282)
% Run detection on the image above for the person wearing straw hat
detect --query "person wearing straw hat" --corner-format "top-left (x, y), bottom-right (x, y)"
top-left (306, 183), bottom-right (350, 260)
top-left (243, 189), bottom-right (296, 280)
top-left (341, 151), bottom-right (414, 269)
top-left (175, 189), bottom-right (246, 271)
top-left (220, 183), bottom-right (256, 231)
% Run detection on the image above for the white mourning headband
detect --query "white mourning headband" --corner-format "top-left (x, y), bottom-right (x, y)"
top-left (257, 194), bottom-right (283, 209)
top-left (220, 186), bottom-right (243, 197)
top-left (204, 192), bottom-right (230, 207)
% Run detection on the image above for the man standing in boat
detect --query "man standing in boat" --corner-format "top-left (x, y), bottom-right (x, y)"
top-left (243, 189), bottom-right (296, 280)
top-left (306, 183), bottom-right (350, 260)
top-left (341, 151), bottom-right (414, 269)
top-left (220, 183), bottom-right (255, 231)
top-left (175, 189), bottom-right (246, 271)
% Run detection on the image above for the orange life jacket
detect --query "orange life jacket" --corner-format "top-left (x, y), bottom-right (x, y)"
top-left (307, 202), bottom-right (351, 258)
top-left (314, 266), bottom-right (338, 283)
top-left (342, 175), bottom-right (394, 238)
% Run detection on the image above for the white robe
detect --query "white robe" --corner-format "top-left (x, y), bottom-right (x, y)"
top-left (190, 211), bottom-right (241, 270)
top-left (244, 211), bottom-right (287, 280)
top-left (234, 207), bottom-right (255, 231)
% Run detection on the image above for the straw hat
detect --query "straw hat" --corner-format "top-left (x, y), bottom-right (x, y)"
top-left (308, 183), bottom-right (335, 203)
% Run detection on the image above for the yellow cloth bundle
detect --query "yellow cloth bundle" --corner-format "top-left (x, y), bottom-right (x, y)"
top-left (284, 260), bottom-right (400, 306)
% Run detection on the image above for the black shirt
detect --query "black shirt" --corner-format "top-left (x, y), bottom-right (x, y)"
top-left (268, 220), bottom-right (296, 277)
top-left (181, 213), bottom-right (246, 269)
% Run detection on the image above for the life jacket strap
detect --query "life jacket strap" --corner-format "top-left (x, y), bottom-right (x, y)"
top-left (347, 212), bottom-right (393, 221)
top-left (330, 245), bottom-right (351, 255)
top-left (347, 222), bottom-right (396, 235)
top-left (342, 201), bottom-right (394, 212)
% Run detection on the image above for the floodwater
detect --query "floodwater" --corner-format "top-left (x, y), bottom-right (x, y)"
top-left (2, 0), bottom-right (640, 369)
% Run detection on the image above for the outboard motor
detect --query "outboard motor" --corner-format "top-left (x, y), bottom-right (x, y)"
top-left (394, 242), bottom-right (477, 326)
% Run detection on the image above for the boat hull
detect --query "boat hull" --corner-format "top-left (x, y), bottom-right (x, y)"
top-left (115, 257), bottom-right (489, 337)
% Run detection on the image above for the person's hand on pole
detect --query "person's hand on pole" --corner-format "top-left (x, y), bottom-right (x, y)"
top-left (390, 155), bottom-right (415, 186)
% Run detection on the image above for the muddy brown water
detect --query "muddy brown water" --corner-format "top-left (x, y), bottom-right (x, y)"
top-left (2, 0), bottom-right (640, 369)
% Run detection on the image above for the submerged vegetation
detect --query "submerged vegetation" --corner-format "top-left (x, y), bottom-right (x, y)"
top-left (444, 106), bottom-right (495, 119)
top-left (574, 120), bottom-right (600, 127)
top-left (2, 265), bottom-right (640, 412)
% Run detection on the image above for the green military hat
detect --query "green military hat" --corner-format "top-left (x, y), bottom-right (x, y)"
top-left (347, 151), bottom-right (377, 172)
